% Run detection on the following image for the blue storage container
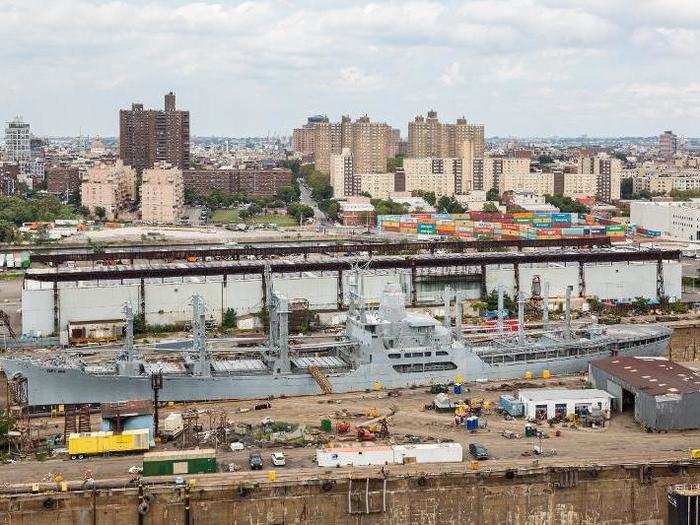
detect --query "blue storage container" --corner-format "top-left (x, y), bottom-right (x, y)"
top-left (453, 384), bottom-right (462, 395)
top-left (466, 416), bottom-right (478, 431)
top-left (499, 394), bottom-right (524, 417)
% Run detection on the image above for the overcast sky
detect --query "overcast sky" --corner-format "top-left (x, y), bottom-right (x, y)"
top-left (2, 0), bottom-right (699, 138)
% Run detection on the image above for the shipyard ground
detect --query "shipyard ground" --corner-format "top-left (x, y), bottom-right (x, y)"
top-left (2, 375), bottom-right (700, 523)
top-left (3, 374), bottom-right (699, 485)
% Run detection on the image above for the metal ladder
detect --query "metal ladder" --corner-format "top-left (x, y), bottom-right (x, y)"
top-left (308, 365), bottom-right (333, 394)
top-left (347, 478), bottom-right (387, 515)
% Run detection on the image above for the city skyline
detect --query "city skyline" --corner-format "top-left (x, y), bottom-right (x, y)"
top-left (2, 0), bottom-right (699, 137)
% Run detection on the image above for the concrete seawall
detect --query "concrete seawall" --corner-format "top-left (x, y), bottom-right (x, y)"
top-left (1, 460), bottom-right (699, 524)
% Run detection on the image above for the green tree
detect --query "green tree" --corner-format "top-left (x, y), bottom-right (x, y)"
top-left (411, 190), bottom-right (436, 206)
top-left (0, 220), bottom-right (21, 244)
top-left (436, 196), bottom-right (466, 214)
top-left (537, 154), bottom-right (554, 165)
top-left (319, 199), bottom-right (340, 221)
top-left (482, 202), bottom-right (499, 213)
top-left (631, 296), bottom-right (650, 313)
top-left (222, 308), bottom-right (238, 330)
top-left (94, 206), bottom-right (107, 221)
top-left (371, 198), bottom-right (409, 216)
top-left (620, 178), bottom-right (634, 199)
top-left (485, 289), bottom-right (517, 315)
top-left (288, 202), bottom-right (314, 223)
top-left (386, 156), bottom-right (404, 173)
top-left (544, 194), bottom-right (588, 213)
top-left (486, 188), bottom-right (500, 201)
top-left (277, 184), bottom-right (300, 205)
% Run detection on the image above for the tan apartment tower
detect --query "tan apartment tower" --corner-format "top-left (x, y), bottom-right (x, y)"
top-left (140, 163), bottom-right (184, 224)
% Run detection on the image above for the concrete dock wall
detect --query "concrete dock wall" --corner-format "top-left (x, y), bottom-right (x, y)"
top-left (1, 461), bottom-right (698, 524)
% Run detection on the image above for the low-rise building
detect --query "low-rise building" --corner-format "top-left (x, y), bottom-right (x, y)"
top-left (630, 200), bottom-right (700, 240)
top-left (140, 163), bottom-right (184, 224)
top-left (589, 356), bottom-right (700, 431)
top-left (183, 168), bottom-right (293, 198)
top-left (517, 388), bottom-right (613, 421)
top-left (337, 197), bottom-right (376, 227)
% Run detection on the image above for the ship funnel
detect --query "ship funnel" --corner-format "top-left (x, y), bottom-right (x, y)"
top-left (443, 286), bottom-right (452, 329)
top-left (542, 281), bottom-right (549, 331)
top-left (497, 283), bottom-right (504, 334)
top-left (517, 291), bottom-right (525, 344)
top-left (564, 285), bottom-right (573, 341)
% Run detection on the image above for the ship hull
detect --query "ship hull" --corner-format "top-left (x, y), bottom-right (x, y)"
top-left (0, 338), bottom-right (669, 406)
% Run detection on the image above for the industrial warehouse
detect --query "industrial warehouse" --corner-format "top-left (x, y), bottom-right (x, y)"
top-left (589, 356), bottom-right (700, 431)
top-left (19, 245), bottom-right (682, 337)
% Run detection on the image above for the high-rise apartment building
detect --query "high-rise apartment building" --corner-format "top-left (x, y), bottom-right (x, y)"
top-left (330, 148), bottom-right (356, 197)
top-left (4, 116), bottom-right (31, 184)
top-left (140, 163), bottom-right (184, 224)
top-left (119, 92), bottom-right (190, 172)
top-left (407, 111), bottom-right (484, 158)
top-left (659, 130), bottom-right (678, 160)
top-left (577, 154), bottom-right (622, 202)
top-left (292, 115), bottom-right (392, 174)
top-left (81, 161), bottom-right (137, 220)
top-left (482, 156), bottom-right (532, 193)
top-left (403, 157), bottom-right (466, 197)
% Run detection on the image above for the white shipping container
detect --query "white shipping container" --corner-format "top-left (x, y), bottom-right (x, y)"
top-left (316, 445), bottom-right (394, 467)
top-left (392, 443), bottom-right (463, 464)
top-left (0, 254), bottom-right (5, 268)
top-left (6, 254), bottom-right (15, 268)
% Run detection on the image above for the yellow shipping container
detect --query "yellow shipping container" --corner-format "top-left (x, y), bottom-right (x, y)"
top-left (68, 429), bottom-right (150, 456)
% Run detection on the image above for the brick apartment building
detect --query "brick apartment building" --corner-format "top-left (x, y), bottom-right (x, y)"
top-left (46, 166), bottom-right (81, 195)
top-left (0, 164), bottom-right (18, 196)
top-left (119, 92), bottom-right (190, 172)
top-left (183, 168), bottom-right (293, 198)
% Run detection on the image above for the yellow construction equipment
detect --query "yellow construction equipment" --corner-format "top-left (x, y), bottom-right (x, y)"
top-left (308, 366), bottom-right (333, 394)
top-left (690, 449), bottom-right (700, 460)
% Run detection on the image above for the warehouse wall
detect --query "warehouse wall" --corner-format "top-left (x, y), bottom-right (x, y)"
top-left (518, 263), bottom-right (579, 299)
top-left (21, 287), bottom-right (54, 336)
top-left (19, 261), bottom-right (684, 335)
top-left (223, 278), bottom-right (262, 316)
top-left (145, 281), bottom-right (222, 326)
top-left (272, 274), bottom-right (338, 310)
top-left (585, 262), bottom-right (657, 301)
top-left (60, 285), bottom-right (140, 330)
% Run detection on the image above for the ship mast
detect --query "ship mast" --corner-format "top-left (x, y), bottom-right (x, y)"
top-left (264, 264), bottom-right (291, 374)
top-left (117, 302), bottom-right (139, 375)
top-left (191, 294), bottom-right (211, 377)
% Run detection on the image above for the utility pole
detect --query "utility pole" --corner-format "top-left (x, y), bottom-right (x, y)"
top-left (151, 373), bottom-right (163, 439)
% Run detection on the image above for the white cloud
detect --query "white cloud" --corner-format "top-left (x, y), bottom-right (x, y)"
top-left (0, 0), bottom-right (698, 136)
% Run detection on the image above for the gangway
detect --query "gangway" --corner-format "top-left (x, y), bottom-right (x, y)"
top-left (308, 365), bottom-right (333, 394)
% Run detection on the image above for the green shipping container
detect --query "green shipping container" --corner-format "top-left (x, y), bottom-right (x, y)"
top-left (417, 224), bottom-right (437, 234)
top-left (143, 449), bottom-right (217, 477)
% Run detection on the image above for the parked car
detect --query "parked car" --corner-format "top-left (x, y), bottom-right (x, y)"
top-left (249, 452), bottom-right (263, 470)
top-left (469, 443), bottom-right (489, 460)
top-left (271, 452), bottom-right (286, 467)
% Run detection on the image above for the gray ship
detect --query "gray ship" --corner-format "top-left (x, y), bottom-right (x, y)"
top-left (0, 273), bottom-right (672, 406)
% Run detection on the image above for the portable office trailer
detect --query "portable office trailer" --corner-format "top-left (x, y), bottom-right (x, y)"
top-left (316, 445), bottom-right (394, 467)
top-left (142, 449), bottom-right (217, 476)
top-left (392, 443), bottom-right (462, 464)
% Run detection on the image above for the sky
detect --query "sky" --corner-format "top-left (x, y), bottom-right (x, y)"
top-left (1, 0), bottom-right (699, 138)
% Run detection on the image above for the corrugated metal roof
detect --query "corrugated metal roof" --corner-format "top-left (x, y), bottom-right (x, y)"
top-left (591, 356), bottom-right (700, 396)
top-left (212, 359), bottom-right (267, 372)
top-left (291, 356), bottom-right (346, 369)
top-left (518, 388), bottom-right (613, 403)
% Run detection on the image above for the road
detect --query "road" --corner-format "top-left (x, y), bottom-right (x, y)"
top-left (298, 180), bottom-right (326, 221)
